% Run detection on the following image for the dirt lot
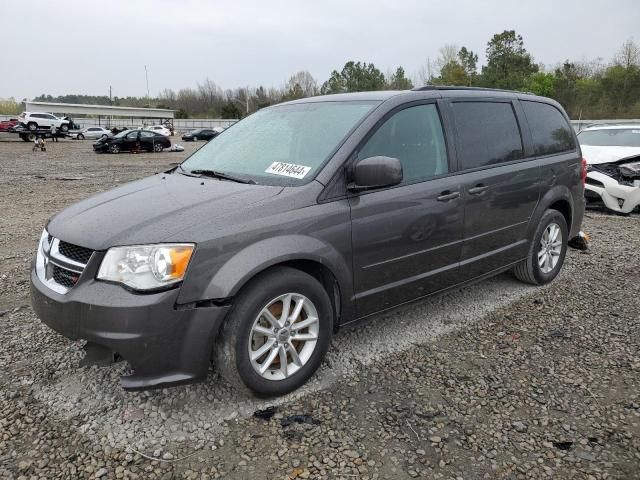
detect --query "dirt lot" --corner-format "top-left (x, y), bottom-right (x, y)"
top-left (0, 134), bottom-right (639, 479)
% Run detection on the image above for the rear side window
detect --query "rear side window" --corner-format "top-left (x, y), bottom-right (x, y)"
top-left (452, 101), bottom-right (524, 169)
top-left (357, 104), bottom-right (448, 184)
top-left (522, 101), bottom-right (575, 155)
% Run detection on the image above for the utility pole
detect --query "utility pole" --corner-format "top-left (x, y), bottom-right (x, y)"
top-left (144, 66), bottom-right (150, 100)
top-left (109, 85), bottom-right (112, 105)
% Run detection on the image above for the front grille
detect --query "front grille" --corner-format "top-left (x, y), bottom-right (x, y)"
top-left (59, 241), bottom-right (94, 264)
top-left (37, 236), bottom-right (93, 294)
top-left (52, 264), bottom-right (80, 288)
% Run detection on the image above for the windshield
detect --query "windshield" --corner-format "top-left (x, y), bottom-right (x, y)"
top-left (578, 128), bottom-right (640, 147)
top-left (114, 130), bottom-right (133, 138)
top-left (180, 101), bottom-right (379, 186)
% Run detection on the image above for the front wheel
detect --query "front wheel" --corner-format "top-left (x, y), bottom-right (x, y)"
top-left (192, 136), bottom-right (198, 141)
top-left (108, 144), bottom-right (120, 154)
top-left (513, 209), bottom-right (568, 285)
top-left (77, 133), bottom-right (85, 140)
top-left (27, 122), bottom-right (37, 131)
top-left (215, 267), bottom-right (333, 397)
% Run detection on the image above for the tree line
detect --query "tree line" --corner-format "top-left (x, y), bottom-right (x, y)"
top-left (1, 31), bottom-right (638, 120)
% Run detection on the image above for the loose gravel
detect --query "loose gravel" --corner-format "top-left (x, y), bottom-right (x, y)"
top-left (0, 134), bottom-right (638, 479)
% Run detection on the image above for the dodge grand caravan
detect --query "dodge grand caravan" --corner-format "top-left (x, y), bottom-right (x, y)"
top-left (31, 87), bottom-right (585, 396)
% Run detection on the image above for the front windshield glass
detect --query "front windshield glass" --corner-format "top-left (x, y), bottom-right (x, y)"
top-left (180, 101), bottom-right (380, 185)
top-left (114, 130), bottom-right (131, 138)
top-left (578, 128), bottom-right (640, 147)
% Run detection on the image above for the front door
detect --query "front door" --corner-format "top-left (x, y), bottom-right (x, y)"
top-left (123, 130), bottom-right (140, 151)
top-left (349, 103), bottom-right (464, 317)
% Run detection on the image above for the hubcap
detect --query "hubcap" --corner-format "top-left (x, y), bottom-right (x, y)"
top-left (538, 223), bottom-right (562, 274)
top-left (248, 293), bottom-right (319, 381)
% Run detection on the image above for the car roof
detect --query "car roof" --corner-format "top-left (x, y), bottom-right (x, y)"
top-left (278, 86), bottom-right (552, 107)
top-left (580, 124), bottom-right (640, 131)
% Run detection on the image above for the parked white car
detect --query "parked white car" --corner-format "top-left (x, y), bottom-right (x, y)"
top-left (18, 112), bottom-right (70, 132)
top-left (71, 127), bottom-right (112, 140)
top-left (147, 125), bottom-right (171, 136)
top-left (578, 124), bottom-right (640, 214)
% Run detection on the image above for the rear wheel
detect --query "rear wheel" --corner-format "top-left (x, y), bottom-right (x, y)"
top-left (59, 124), bottom-right (69, 132)
top-left (215, 267), bottom-right (333, 397)
top-left (513, 209), bottom-right (568, 285)
top-left (153, 142), bottom-right (164, 152)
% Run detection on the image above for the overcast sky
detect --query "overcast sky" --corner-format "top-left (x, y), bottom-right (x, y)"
top-left (1, 0), bottom-right (638, 100)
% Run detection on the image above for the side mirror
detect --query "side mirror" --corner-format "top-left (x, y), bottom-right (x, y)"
top-left (348, 156), bottom-right (403, 191)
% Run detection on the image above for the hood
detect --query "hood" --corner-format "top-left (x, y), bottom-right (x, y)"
top-left (581, 145), bottom-right (640, 164)
top-left (47, 173), bottom-right (283, 250)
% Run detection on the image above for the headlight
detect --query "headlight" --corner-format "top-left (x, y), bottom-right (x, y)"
top-left (97, 243), bottom-right (194, 291)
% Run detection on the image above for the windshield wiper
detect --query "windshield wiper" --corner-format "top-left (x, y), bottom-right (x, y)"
top-left (175, 164), bottom-right (199, 177)
top-left (189, 169), bottom-right (256, 184)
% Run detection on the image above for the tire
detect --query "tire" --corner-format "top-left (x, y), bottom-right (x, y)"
top-left (77, 133), bottom-right (85, 140)
top-left (27, 122), bottom-right (37, 131)
top-left (108, 144), bottom-right (120, 154)
top-left (59, 124), bottom-right (69, 132)
top-left (26, 133), bottom-right (37, 142)
top-left (513, 209), bottom-right (568, 285)
top-left (153, 143), bottom-right (164, 152)
top-left (193, 136), bottom-right (198, 142)
top-left (215, 267), bottom-right (333, 397)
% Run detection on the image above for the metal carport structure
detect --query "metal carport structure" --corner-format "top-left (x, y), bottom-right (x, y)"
top-left (24, 101), bottom-right (175, 131)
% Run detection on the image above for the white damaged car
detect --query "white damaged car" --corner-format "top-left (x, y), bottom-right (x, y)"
top-left (578, 124), bottom-right (640, 214)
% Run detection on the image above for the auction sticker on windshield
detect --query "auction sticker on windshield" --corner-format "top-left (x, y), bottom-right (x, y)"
top-left (265, 162), bottom-right (311, 179)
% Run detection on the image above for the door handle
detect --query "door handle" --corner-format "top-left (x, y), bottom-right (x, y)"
top-left (468, 184), bottom-right (489, 195)
top-left (436, 191), bottom-right (460, 202)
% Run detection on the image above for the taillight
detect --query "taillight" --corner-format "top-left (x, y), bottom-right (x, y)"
top-left (580, 157), bottom-right (588, 186)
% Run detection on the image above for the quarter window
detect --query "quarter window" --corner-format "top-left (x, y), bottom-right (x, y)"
top-left (452, 101), bottom-right (524, 169)
top-left (522, 101), bottom-right (575, 155)
top-left (357, 104), bottom-right (448, 184)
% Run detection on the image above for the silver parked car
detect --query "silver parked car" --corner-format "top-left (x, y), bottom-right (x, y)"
top-left (73, 127), bottom-right (112, 140)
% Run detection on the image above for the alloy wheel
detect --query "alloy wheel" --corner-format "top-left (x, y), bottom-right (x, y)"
top-left (248, 293), bottom-right (319, 381)
top-left (538, 222), bottom-right (562, 274)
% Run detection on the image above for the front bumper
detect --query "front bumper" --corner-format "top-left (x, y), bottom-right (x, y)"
top-left (585, 171), bottom-right (640, 214)
top-left (93, 142), bottom-right (109, 152)
top-left (30, 268), bottom-right (229, 390)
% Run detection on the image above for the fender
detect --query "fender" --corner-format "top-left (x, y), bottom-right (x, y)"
top-left (193, 235), bottom-right (354, 319)
top-left (526, 184), bottom-right (574, 239)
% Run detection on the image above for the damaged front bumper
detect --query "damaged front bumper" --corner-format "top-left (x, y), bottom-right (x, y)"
top-left (30, 268), bottom-right (229, 390)
top-left (585, 157), bottom-right (640, 214)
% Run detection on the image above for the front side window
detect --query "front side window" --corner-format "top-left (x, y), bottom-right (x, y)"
top-left (452, 101), bottom-right (524, 169)
top-left (181, 101), bottom-right (379, 186)
top-left (578, 128), bottom-right (640, 147)
top-left (125, 131), bottom-right (139, 140)
top-left (357, 104), bottom-right (448, 184)
top-left (522, 101), bottom-right (576, 155)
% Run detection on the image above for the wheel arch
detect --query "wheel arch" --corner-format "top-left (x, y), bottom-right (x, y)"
top-left (527, 185), bottom-right (574, 239)
top-left (183, 235), bottom-right (355, 327)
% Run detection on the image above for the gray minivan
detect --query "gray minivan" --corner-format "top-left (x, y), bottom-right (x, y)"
top-left (31, 87), bottom-right (586, 396)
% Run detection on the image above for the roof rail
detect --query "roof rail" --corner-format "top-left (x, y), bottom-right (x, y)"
top-left (412, 85), bottom-right (535, 95)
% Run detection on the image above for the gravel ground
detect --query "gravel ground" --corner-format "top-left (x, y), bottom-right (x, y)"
top-left (0, 135), bottom-right (638, 479)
